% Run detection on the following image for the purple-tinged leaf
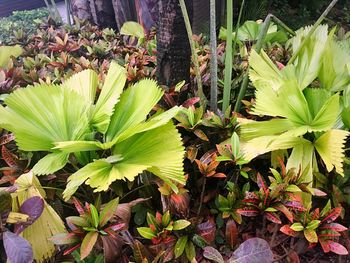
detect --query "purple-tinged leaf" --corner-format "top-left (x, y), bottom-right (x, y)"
top-left (226, 219), bottom-right (238, 249)
top-left (274, 204), bottom-right (293, 223)
top-left (321, 207), bottom-right (342, 224)
top-left (182, 97), bottom-right (200, 108)
top-left (237, 208), bottom-right (259, 217)
top-left (257, 173), bottom-right (268, 194)
top-left (3, 231), bottom-right (33, 263)
top-left (15, 196), bottom-right (44, 234)
top-left (230, 238), bottom-right (274, 263)
top-left (265, 212), bottom-right (281, 224)
top-left (283, 201), bottom-right (305, 211)
top-left (197, 221), bottom-right (216, 244)
top-left (20, 197), bottom-right (44, 221)
top-left (203, 246), bottom-right (224, 263)
top-left (328, 241), bottom-right (349, 255)
top-left (320, 223), bottom-right (347, 232)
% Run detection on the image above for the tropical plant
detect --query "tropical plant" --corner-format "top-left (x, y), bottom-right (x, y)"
top-left (280, 200), bottom-right (348, 255)
top-left (0, 188), bottom-right (44, 263)
top-left (51, 197), bottom-right (125, 261)
top-left (0, 61), bottom-right (185, 201)
top-left (239, 25), bottom-right (350, 183)
top-left (11, 172), bottom-right (66, 262)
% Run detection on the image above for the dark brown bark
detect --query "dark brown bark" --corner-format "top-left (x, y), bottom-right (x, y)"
top-left (156, 0), bottom-right (192, 87)
top-left (90, 0), bottom-right (118, 28)
top-left (70, 0), bottom-right (93, 22)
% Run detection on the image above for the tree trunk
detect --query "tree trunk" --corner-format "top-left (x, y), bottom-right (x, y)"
top-left (70, 0), bottom-right (93, 22)
top-left (90, 0), bottom-right (118, 28)
top-left (112, 0), bottom-right (137, 30)
top-left (156, 0), bottom-right (192, 87)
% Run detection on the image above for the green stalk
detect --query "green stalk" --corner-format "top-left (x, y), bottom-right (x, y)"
top-left (65, 0), bottom-right (72, 26)
top-left (233, 14), bottom-right (272, 112)
top-left (288, 0), bottom-right (338, 65)
top-left (50, 0), bottom-right (63, 23)
top-left (179, 0), bottom-right (207, 106)
top-left (271, 15), bottom-right (296, 36)
top-left (222, 0), bottom-right (233, 112)
top-left (210, 0), bottom-right (218, 112)
top-left (43, 0), bottom-right (55, 19)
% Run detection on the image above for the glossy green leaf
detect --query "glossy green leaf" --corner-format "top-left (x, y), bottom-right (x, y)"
top-left (174, 236), bottom-right (188, 258)
top-left (137, 227), bottom-right (156, 239)
top-left (173, 220), bottom-right (191, 230)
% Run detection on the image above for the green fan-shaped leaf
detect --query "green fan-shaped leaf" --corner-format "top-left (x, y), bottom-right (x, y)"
top-left (106, 78), bottom-right (163, 142)
top-left (288, 25), bottom-right (328, 89)
top-left (92, 61), bottom-right (127, 133)
top-left (63, 122), bottom-right (185, 200)
top-left (32, 152), bottom-right (69, 175)
top-left (0, 84), bottom-right (91, 152)
top-left (62, 69), bottom-right (98, 104)
top-left (319, 36), bottom-right (350, 92)
top-left (314, 130), bottom-right (349, 176)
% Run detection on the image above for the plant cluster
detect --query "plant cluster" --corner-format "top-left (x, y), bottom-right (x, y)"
top-left (0, 10), bottom-right (349, 263)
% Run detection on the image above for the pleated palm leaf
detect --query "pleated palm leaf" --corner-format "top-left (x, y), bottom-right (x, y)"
top-left (12, 172), bottom-right (66, 263)
top-left (0, 62), bottom-right (185, 200)
top-left (239, 25), bottom-right (349, 183)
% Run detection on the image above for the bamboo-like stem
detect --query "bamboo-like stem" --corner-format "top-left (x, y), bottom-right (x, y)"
top-left (50, 0), bottom-right (63, 23)
top-left (222, 0), bottom-right (233, 112)
top-left (271, 15), bottom-right (296, 36)
top-left (210, 0), bottom-right (218, 112)
top-left (288, 0), bottom-right (338, 65)
top-left (65, 0), bottom-right (72, 26)
top-left (179, 0), bottom-right (208, 106)
top-left (43, 0), bottom-right (55, 19)
top-left (234, 14), bottom-right (272, 112)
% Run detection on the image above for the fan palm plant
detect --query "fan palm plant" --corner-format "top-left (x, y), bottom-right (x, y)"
top-left (239, 25), bottom-right (350, 183)
top-left (0, 62), bottom-right (185, 200)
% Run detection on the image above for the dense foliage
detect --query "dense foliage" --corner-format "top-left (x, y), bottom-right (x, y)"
top-left (0, 5), bottom-right (349, 263)
top-left (0, 8), bottom-right (49, 45)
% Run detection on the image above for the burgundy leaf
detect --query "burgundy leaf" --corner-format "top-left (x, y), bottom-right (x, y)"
top-left (283, 201), bottom-right (306, 211)
top-left (274, 204), bottom-right (293, 223)
top-left (319, 239), bottom-right (331, 253)
top-left (231, 238), bottom-right (274, 263)
top-left (1, 145), bottom-right (19, 167)
top-left (265, 212), bottom-right (281, 224)
top-left (328, 241), bottom-right (349, 255)
top-left (182, 97), bottom-right (200, 108)
top-left (0, 134), bottom-right (14, 145)
top-left (101, 235), bottom-right (123, 263)
top-left (225, 219), bottom-right (238, 249)
top-left (237, 208), bottom-right (259, 217)
top-left (72, 197), bottom-right (85, 215)
top-left (320, 223), bottom-right (347, 232)
top-left (197, 221), bottom-right (216, 244)
top-left (3, 231), bottom-right (33, 263)
top-left (280, 225), bottom-right (299, 237)
top-left (257, 173), bottom-right (268, 194)
top-left (321, 207), bottom-right (342, 223)
top-left (63, 243), bottom-right (81, 255)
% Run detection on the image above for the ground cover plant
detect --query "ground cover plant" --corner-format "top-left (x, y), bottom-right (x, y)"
top-left (0, 0), bottom-right (349, 262)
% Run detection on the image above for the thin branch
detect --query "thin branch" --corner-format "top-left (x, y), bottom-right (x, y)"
top-left (179, 0), bottom-right (208, 106)
top-left (210, 0), bottom-right (218, 112)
